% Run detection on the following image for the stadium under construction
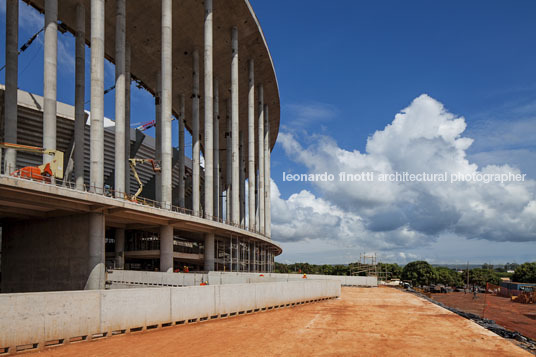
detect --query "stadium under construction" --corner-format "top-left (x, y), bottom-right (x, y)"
top-left (0, 0), bottom-right (281, 293)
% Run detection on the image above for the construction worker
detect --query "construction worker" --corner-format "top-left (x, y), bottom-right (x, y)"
top-left (200, 281), bottom-right (208, 286)
top-left (183, 266), bottom-right (189, 273)
top-left (303, 274), bottom-right (307, 279)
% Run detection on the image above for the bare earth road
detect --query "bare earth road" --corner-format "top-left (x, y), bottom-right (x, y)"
top-left (34, 287), bottom-right (531, 357)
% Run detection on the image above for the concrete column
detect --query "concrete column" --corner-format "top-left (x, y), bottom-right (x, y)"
top-left (160, 0), bottom-right (173, 209)
top-left (74, 3), bottom-right (85, 190)
top-left (114, 0), bottom-right (126, 197)
top-left (159, 225), bottom-right (173, 272)
top-left (43, 0), bottom-right (58, 164)
top-left (204, 0), bottom-right (214, 219)
top-left (231, 27), bottom-right (239, 225)
top-left (239, 131), bottom-right (245, 226)
top-left (219, 168), bottom-right (224, 220)
top-left (257, 85), bottom-right (265, 234)
top-left (235, 237), bottom-right (240, 272)
top-left (225, 99), bottom-right (232, 223)
top-left (114, 228), bottom-right (125, 269)
top-left (125, 43), bottom-right (131, 194)
top-left (204, 233), bottom-right (215, 271)
top-left (247, 60), bottom-right (255, 231)
top-left (213, 79), bottom-right (220, 218)
top-left (255, 167), bottom-right (259, 226)
top-left (229, 236), bottom-right (233, 272)
top-left (155, 71), bottom-right (162, 202)
top-left (4, 0), bottom-right (18, 174)
top-left (86, 212), bottom-right (105, 290)
top-left (253, 241), bottom-right (256, 272)
top-left (264, 105), bottom-right (271, 237)
top-left (178, 94), bottom-right (186, 207)
top-left (90, 0), bottom-right (105, 193)
top-left (192, 49), bottom-right (200, 216)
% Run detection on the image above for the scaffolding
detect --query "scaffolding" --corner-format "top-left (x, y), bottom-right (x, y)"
top-left (350, 253), bottom-right (392, 281)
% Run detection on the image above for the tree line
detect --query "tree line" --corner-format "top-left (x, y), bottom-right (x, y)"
top-left (274, 261), bottom-right (536, 287)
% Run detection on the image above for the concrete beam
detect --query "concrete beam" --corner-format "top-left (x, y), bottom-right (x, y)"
top-left (74, 3), bottom-right (85, 191)
top-left (3, 0), bottom-right (18, 174)
top-left (43, 0), bottom-right (58, 164)
top-left (90, 0), bottom-right (105, 193)
top-left (114, 0), bottom-right (126, 197)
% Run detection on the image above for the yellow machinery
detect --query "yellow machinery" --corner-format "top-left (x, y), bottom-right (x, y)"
top-left (129, 158), bottom-right (161, 201)
top-left (0, 142), bottom-right (64, 181)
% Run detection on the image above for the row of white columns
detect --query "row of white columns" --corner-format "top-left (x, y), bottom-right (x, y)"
top-left (2, 0), bottom-right (273, 277)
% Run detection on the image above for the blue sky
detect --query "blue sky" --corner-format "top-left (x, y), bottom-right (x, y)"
top-left (252, 0), bottom-right (536, 195)
top-left (1, 0), bottom-right (536, 265)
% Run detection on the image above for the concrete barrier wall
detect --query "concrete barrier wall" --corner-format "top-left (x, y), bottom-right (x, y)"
top-left (107, 270), bottom-right (208, 288)
top-left (0, 280), bottom-right (340, 353)
top-left (108, 270), bottom-right (377, 288)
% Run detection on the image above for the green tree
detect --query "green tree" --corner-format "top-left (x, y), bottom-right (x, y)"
top-left (505, 262), bottom-right (519, 271)
top-left (401, 261), bottom-right (436, 287)
top-left (482, 263), bottom-right (494, 271)
top-left (469, 268), bottom-right (500, 286)
top-left (377, 263), bottom-right (403, 280)
top-left (274, 262), bottom-right (288, 273)
top-left (512, 262), bottom-right (536, 283)
top-left (435, 267), bottom-right (463, 287)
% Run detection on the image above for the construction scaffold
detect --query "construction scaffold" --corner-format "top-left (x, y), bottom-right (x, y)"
top-left (350, 253), bottom-right (391, 281)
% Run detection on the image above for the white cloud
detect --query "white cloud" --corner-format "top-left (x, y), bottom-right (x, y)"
top-left (57, 37), bottom-right (75, 72)
top-left (284, 102), bottom-right (337, 128)
top-left (272, 94), bottom-right (536, 255)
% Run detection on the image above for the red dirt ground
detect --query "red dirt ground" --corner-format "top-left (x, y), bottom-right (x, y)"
top-left (34, 287), bottom-right (531, 357)
top-left (431, 291), bottom-right (536, 341)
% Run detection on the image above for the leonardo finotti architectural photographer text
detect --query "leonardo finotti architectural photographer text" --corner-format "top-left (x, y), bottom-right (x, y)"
top-left (282, 171), bottom-right (527, 184)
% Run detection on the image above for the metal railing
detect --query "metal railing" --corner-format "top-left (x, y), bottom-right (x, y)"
top-left (1, 168), bottom-right (270, 239)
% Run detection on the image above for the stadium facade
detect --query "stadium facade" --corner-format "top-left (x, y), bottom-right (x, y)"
top-left (0, 0), bottom-right (281, 292)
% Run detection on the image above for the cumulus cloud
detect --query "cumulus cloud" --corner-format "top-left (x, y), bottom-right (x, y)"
top-left (272, 94), bottom-right (536, 251)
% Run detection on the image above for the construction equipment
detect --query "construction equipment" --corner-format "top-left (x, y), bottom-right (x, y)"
top-left (0, 142), bottom-right (64, 182)
top-left (129, 158), bottom-right (161, 201)
top-left (136, 120), bottom-right (156, 131)
top-left (511, 290), bottom-right (535, 304)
